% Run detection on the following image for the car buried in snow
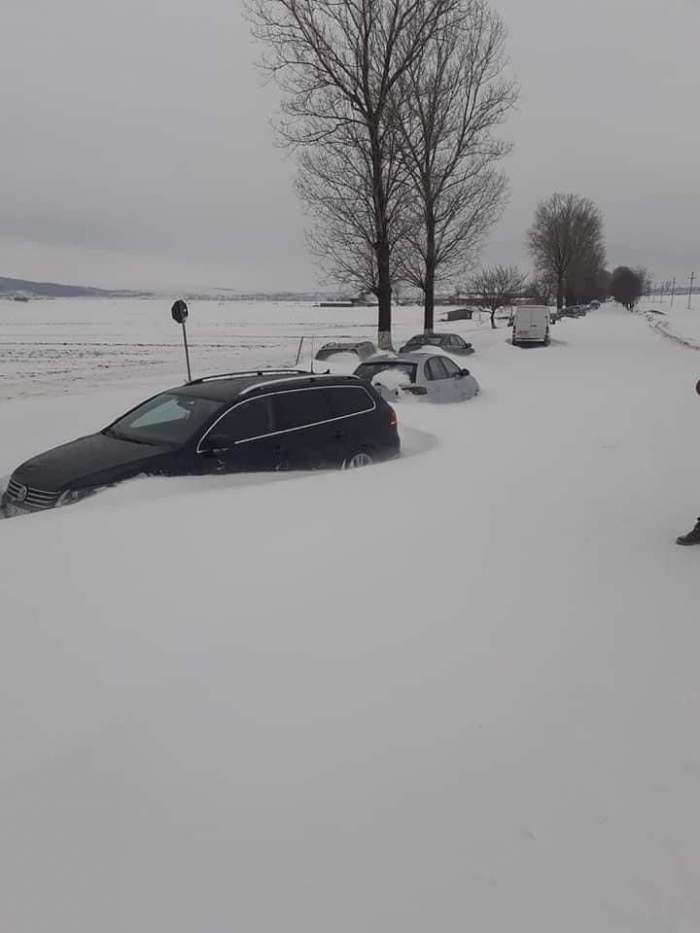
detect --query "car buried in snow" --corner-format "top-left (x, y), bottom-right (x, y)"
top-left (1, 370), bottom-right (400, 517)
top-left (353, 351), bottom-right (480, 404)
top-left (399, 332), bottom-right (475, 355)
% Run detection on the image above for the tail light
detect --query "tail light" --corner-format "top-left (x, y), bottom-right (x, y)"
top-left (388, 406), bottom-right (398, 427)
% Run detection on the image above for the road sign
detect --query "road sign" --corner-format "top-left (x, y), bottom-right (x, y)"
top-left (171, 299), bottom-right (192, 381)
top-left (171, 299), bottom-right (189, 324)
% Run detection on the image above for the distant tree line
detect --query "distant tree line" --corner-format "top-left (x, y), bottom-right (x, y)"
top-left (609, 266), bottom-right (647, 310)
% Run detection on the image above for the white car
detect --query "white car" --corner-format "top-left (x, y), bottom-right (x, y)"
top-left (354, 351), bottom-right (480, 403)
top-left (512, 305), bottom-right (551, 347)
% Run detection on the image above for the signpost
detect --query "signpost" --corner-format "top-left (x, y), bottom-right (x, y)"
top-left (171, 300), bottom-right (192, 382)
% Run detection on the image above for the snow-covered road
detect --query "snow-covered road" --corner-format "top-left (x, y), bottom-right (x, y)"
top-left (1, 301), bottom-right (699, 932)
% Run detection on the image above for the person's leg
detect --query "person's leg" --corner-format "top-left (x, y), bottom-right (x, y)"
top-left (677, 518), bottom-right (700, 546)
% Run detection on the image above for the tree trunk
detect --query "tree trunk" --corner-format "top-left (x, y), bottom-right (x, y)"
top-left (375, 238), bottom-right (393, 349)
top-left (423, 221), bottom-right (436, 334)
top-left (557, 272), bottom-right (564, 310)
top-left (423, 271), bottom-right (435, 335)
top-left (490, 309), bottom-right (497, 329)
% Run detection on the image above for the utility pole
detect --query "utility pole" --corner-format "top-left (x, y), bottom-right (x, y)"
top-left (670, 277), bottom-right (676, 306)
top-left (689, 272), bottom-right (696, 310)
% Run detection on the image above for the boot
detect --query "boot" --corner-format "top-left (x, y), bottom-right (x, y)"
top-left (676, 518), bottom-right (700, 546)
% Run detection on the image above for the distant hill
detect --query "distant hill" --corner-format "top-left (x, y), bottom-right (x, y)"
top-left (0, 275), bottom-right (338, 303)
top-left (0, 276), bottom-right (151, 299)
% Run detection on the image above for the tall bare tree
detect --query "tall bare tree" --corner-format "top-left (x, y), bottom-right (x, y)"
top-left (295, 114), bottom-right (409, 300)
top-left (248, 0), bottom-right (461, 348)
top-left (393, 0), bottom-right (515, 333)
top-left (470, 264), bottom-right (526, 328)
top-left (526, 193), bottom-right (605, 310)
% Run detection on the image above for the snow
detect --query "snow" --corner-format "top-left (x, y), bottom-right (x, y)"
top-left (1, 298), bottom-right (700, 931)
top-left (368, 368), bottom-right (411, 398)
top-left (640, 299), bottom-right (700, 352)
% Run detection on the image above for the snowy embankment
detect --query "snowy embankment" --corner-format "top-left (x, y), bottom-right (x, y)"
top-left (1, 302), bottom-right (700, 931)
top-left (641, 297), bottom-right (700, 351)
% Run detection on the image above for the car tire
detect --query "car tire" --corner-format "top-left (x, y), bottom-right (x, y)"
top-left (342, 450), bottom-right (374, 470)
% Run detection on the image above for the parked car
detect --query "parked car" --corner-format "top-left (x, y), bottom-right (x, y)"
top-left (315, 340), bottom-right (377, 362)
top-left (1, 370), bottom-right (399, 517)
top-left (399, 333), bottom-right (474, 355)
top-left (512, 306), bottom-right (551, 347)
top-left (354, 352), bottom-right (479, 403)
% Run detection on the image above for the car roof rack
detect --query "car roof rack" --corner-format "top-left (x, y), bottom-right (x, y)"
top-left (185, 369), bottom-right (312, 385)
top-left (238, 372), bottom-right (361, 396)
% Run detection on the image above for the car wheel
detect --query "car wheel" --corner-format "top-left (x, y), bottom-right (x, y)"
top-left (342, 450), bottom-right (374, 470)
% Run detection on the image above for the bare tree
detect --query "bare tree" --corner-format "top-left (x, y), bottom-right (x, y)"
top-left (248, 0), bottom-right (461, 348)
top-left (564, 239), bottom-right (606, 305)
top-left (610, 266), bottom-right (644, 310)
top-left (296, 121), bottom-right (409, 298)
top-left (470, 264), bottom-right (526, 328)
top-left (392, 0), bottom-right (516, 333)
top-left (526, 193), bottom-right (605, 310)
top-left (527, 272), bottom-right (556, 306)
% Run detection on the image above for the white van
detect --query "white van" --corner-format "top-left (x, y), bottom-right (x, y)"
top-left (512, 305), bottom-right (551, 347)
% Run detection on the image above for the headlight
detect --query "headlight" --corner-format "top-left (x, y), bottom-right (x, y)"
top-left (56, 486), bottom-right (107, 507)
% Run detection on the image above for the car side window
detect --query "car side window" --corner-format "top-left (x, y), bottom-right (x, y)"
top-left (441, 358), bottom-right (461, 377)
top-left (425, 357), bottom-right (450, 380)
top-left (272, 389), bottom-right (332, 432)
top-left (212, 397), bottom-right (273, 443)
top-left (325, 386), bottom-right (374, 417)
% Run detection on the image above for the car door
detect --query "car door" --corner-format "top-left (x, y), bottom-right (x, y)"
top-left (197, 395), bottom-right (282, 472)
top-left (441, 356), bottom-right (472, 400)
top-left (323, 385), bottom-right (376, 462)
top-left (270, 388), bottom-right (334, 469)
top-left (422, 355), bottom-right (451, 402)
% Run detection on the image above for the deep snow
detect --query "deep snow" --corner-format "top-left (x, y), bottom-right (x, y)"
top-left (1, 298), bottom-right (700, 932)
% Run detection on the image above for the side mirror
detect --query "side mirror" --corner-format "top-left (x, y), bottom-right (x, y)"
top-left (200, 433), bottom-right (229, 453)
top-left (458, 369), bottom-right (470, 378)
top-left (696, 379), bottom-right (700, 397)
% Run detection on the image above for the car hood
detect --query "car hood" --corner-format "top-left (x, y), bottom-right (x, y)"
top-left (13, 432), bottom-right (170, 491)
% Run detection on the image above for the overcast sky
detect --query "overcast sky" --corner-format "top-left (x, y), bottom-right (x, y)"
top-left (1, 0), bottom-right (699, 291)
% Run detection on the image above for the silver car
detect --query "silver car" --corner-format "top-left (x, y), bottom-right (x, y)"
top-left (354, 351), bottom-right (480, 403)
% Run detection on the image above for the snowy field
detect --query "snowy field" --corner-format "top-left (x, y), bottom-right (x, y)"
top-left (1, 297), bottom-right (700, 932)
top-left (641, 298), bottom-right (700, 352)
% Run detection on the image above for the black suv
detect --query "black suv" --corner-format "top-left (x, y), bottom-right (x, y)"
top-left (1, 370), bottom-right (400, 516)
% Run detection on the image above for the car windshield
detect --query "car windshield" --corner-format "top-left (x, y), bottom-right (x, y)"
top-left (355, 361), bottom-right (418, 383)
top-left (105, 393), bottom-right (221, 447)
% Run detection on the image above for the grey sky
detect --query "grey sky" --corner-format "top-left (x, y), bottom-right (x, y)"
top-left (1, 0), bottom-right (698, 291)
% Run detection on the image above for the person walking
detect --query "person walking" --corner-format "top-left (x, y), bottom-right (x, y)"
top-left (676, 379), bottom-right (700, 546)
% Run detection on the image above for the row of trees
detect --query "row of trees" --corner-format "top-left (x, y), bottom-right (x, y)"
top-left (249, 0), bottom-right (517, 346)
top-left (249, 1), bottom-right (649, 341)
